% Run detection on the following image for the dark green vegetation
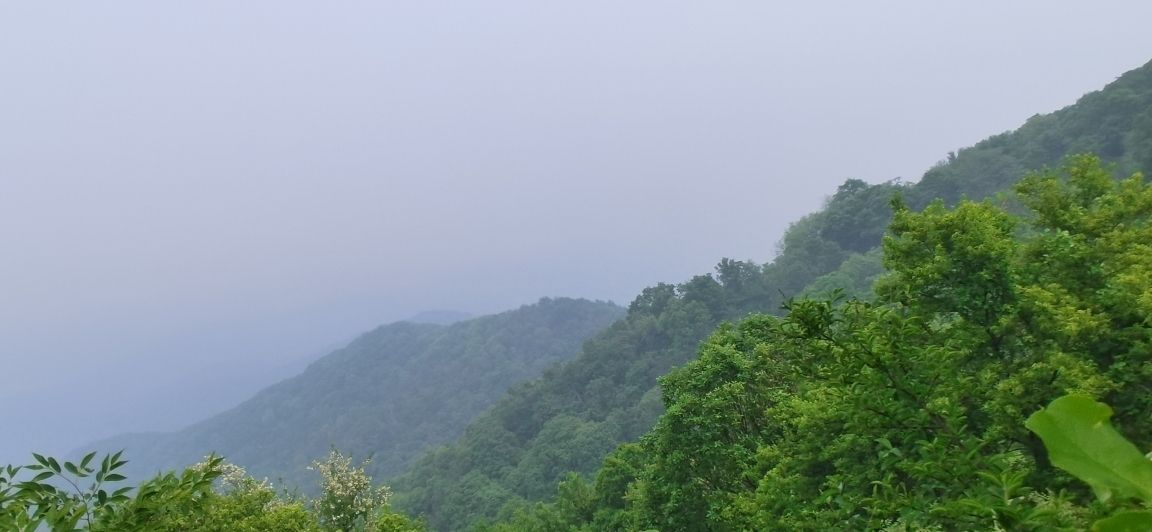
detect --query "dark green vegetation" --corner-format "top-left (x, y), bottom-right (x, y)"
top-left (394, 62), bottom-right (1152, 531)
top-left (86, 298), bottom-right (623, 491)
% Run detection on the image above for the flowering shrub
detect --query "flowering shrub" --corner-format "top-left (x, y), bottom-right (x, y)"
top-left (309, 449), bottom-right (415, 532)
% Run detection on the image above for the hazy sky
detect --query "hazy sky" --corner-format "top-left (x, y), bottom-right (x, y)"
top-left (3, 2), bottom-right (1152, 461)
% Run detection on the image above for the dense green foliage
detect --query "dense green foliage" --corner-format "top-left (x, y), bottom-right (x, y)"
top-left (87, 298), bottom-right (623, 491)
top-left (1, 449), bottom-right (421, 531)
top-left (485, 155), bottom-right (1152, 530)
top-left (395, 61), bottom-right (1152, 531)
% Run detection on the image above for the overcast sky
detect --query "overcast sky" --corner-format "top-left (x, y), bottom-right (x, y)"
top-left (3, 2), bottom-right (1152, 462)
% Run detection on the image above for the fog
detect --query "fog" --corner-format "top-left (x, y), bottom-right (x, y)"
top-left (2, 1), bottom-right (1151, 463)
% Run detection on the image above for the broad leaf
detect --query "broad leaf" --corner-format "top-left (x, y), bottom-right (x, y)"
top-left (1093, 511), bottom-right (1152, 532)
top-left (1026, 395), bottom-right (1152, 502)
top-left (79, 451), bottom-right (96, 470)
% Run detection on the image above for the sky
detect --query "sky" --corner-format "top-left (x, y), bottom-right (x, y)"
top-left (3, 1), bottom-right (1152, 463)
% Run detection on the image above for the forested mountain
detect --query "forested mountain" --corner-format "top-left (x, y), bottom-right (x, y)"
top-left (485, 155), bottom-right (1152, 530)
top-left (392, 59), bottom-right (1152, 530)
top-left (84, 298), bottom-right (623, 491)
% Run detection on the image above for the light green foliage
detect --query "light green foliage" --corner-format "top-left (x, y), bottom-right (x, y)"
top-left (0, 450), bottom-right (222, 531)
top-left (1, 450), bottom-right (422, 531)
top-left (1016, 156), bottom-right (1152, 434)
top-left (103, 459), bottom-right (320, 532)
top-left (879, 197), bottom-right (1018, 330)
top-left (188, 461), bottom-right (319, 532)
top-left (1027, 395), bottom-right (1152, 531)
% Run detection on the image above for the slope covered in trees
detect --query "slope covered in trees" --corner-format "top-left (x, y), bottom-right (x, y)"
top-left (486, 155), bottom-right (1152, 530)
top-left (391, 59), bottom-right (1152, 530)
top-left (85, 298), bottom-right (623, 491)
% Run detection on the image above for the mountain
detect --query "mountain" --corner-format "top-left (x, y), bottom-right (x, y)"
top-left (84, 297), bottom-right (624, 490)
top-left (392, 59), bottom-right (1152, 530)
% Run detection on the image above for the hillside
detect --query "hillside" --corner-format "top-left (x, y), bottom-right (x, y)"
top-left (392, 59), bottom-right (1152, 530)
top-left (85, 297), bottom-right (624, 490)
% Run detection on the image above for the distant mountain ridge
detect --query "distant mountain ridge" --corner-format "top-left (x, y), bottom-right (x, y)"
top-left (83, 297), bottom-right (624, 490)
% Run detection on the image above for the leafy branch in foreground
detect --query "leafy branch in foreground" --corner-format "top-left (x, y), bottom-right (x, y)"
top-left (0, 449), bottom-right (154, 531)
top-left (1027, 395), bottom-right (1152, 531)
top-left (1, 449), bottom-right (422, 531)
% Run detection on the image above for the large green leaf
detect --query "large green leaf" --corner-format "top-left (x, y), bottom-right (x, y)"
top-left (1026, 395), bottom-right (1152, 502)
top-left (1093, 511), bottom-right (1152, 532)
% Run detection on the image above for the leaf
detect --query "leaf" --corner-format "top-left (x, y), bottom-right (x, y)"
top-left (1093, 511), bottom-right (1152, 531)
top-left (103, 473), bottom-right (126, 482)
top-left (79, 451), bottom-right (96, 470)
top-left (30, 471), bottom-right (53, 482)
top-left (1026, 395), bottom-right (1152, 502)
